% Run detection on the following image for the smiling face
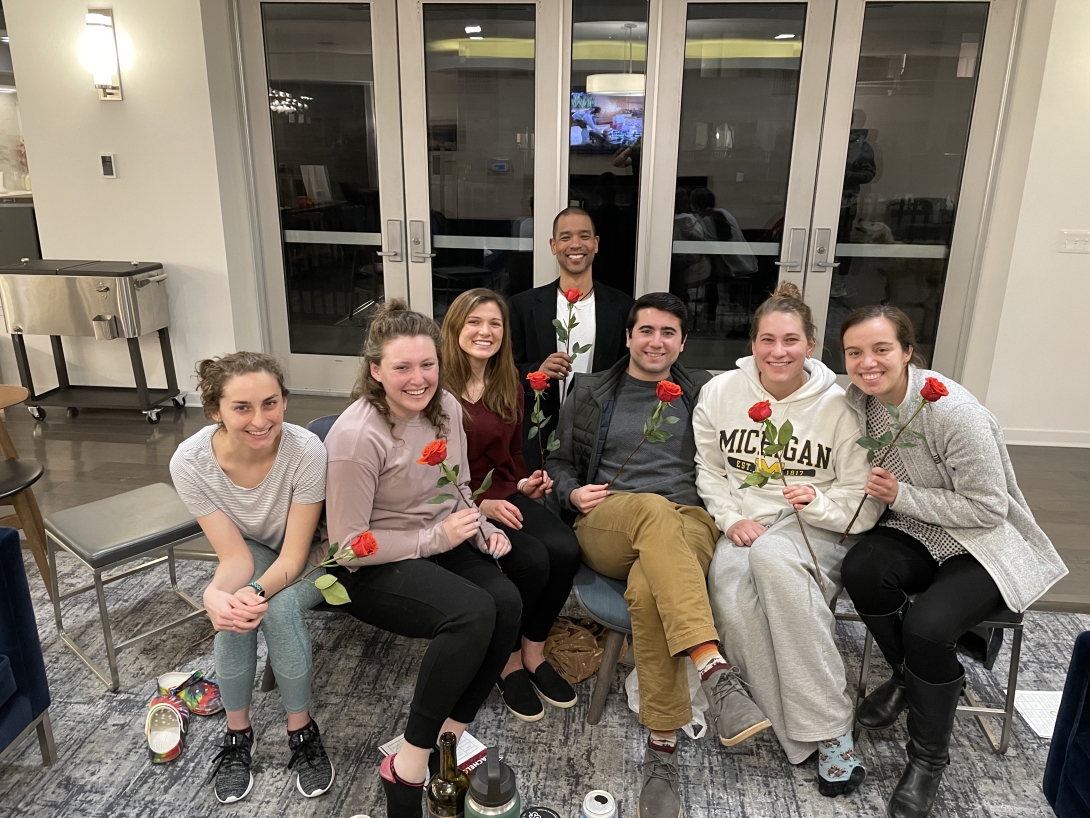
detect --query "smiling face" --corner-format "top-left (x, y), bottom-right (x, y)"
top-left (842, 316), bottom-right (913, 405)
top-left (457, 300), bottom-right (504, 365)
top-left (626, 307), bottom-right (686, 380)
top-left (549, 213), bottom-right (599, 276)
top-left (752, 310), bottom-right (815, 400)
top-left (211, 371), bottom-right (286, 451)
top-left (369, 334), bottom-right (440, 420)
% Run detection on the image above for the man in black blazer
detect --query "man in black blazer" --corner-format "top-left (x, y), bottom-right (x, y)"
top-left (510, 207), bottom-right (635, 472)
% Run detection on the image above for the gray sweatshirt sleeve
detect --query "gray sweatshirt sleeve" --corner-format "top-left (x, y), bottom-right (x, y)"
top-left (891, 403), bottom-right (1009, 528)
top-left (546, 389), bottom-right (583, 513)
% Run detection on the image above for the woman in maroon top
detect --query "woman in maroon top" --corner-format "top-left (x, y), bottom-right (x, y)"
top-left (442, 288), bottom-right (581, 721)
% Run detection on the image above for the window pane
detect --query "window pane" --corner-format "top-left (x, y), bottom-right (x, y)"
top-left (567, 0), bottom-right (648, 297)
top-left (670, 3), bottom-right (806, 371)
top-left (423, 4), bottom-right (536, 323)
top-left (822, 2), bottom-right (988, 372)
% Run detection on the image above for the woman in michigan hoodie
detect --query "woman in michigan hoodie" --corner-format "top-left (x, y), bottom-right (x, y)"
top-left (692, 282), bottom-right (883, 797)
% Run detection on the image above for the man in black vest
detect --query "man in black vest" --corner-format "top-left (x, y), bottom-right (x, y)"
top-left (547, 293), bottom-right (769, 818)
top-left (509, 207), bottom-right (634, 473)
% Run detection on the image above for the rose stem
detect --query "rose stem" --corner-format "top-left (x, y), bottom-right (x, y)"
top-left (775, 453), bottom-right (826, 593)
top-left (838, 398), bottom-right (927, 543)
top-left (605, 402), bottom-right (665, 488)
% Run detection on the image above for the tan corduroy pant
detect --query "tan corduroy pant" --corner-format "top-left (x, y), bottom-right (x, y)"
top-left (574, 492), bottom-right (720, 730)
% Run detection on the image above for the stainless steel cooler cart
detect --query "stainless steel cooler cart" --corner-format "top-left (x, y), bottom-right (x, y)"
top-left (0, 259), bottom-right (184, 424)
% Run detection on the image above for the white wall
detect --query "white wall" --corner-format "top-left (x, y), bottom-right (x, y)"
top-left (1, 0), bottom-right (238, 400)
top-left (977, 0), bottom-right (1090, 446)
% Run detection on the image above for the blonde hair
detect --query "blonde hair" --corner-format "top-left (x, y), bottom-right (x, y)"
top-left (352, 299), bottom-right (448, 436)
top-left (195, 352), bottom-right (288, 421)
top-left (440, 289), bottom-right (522, 425)
top-left (750, 281), bottom-right (816, 342)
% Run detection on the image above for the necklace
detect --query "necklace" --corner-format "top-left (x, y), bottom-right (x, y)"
top-left (464, 377), bottom-right (486, 403)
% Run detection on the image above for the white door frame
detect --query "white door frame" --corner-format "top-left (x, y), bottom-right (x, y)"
top-left (800, 0), bottom-right (1020, 373)
top-left (238, 0), bottom-right (409, 393)
top-left (395, 0), bottom-right (565, 314)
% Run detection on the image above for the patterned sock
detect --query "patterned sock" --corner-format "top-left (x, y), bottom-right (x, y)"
top-left (818, 731), bottom-right (862, 782)
top-left (688, 642), bottom-right (731, 682)
top-left (648, 730), bottom-right (677, 753)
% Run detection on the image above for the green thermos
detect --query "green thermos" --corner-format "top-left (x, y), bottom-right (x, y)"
top-left (465, 747), bottom-right (520, 818)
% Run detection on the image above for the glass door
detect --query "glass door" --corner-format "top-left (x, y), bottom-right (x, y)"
top-left (804, 0), bottom-right (1017, 376)
top-left (396, 0), bottom-right (564, 323)
top-left (241, 0), bottom-right (409, 391)
top-left (642, 0), bottom-right (836, 370)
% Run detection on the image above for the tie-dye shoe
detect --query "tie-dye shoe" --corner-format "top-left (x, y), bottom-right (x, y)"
top-left (146, 694), bottom-right (190, 763)
top-left (157, 670), bottom-right (224, 716)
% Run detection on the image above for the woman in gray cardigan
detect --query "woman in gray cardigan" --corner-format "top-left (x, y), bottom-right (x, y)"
top-left (837, 305), bottom-right (1067, 818)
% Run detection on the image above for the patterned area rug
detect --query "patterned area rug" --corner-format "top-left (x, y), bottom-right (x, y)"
top-left (1, 549), bottom-right (1085, 818)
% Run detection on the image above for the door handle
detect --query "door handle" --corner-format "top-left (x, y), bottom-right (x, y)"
top-left (376, 219), bottom-right (404, 262)
top-left (774, 227), bottom-right (808, 274)
top-left (809, 228), bottom-right (840, 272)
top-left (409, 220), bottom-right (436, 262)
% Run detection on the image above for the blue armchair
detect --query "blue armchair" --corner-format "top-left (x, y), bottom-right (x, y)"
top-left (1044, 630), bottom-right (1090, 817)
top-left (0, 526), bottom-right (56, 766)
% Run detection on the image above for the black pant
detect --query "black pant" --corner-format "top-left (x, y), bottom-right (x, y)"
top-left (841, 527), bottom-right (1004, 684)
top-left (332, 543), bottom-right (521, 748)
top-left (493, 492), bottom-right (581, 646)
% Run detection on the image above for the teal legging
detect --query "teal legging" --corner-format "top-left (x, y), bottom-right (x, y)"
top-left (213, 540), bottom-right (324, 714)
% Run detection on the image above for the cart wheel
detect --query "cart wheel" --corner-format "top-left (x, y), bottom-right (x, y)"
top-left (28, 406), bottom-right (46, 421)
top-left (172, 397), bottom-right (186, 408)
top-left (67, 407), bottom-right (79, 418)
top-left (146, 410), bottom-right (161, 425)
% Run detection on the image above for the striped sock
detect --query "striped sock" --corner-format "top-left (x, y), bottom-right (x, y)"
top-left (648, 730), bottom-right (677, 753)
top-left (688, 642), bottom-right (730, 682)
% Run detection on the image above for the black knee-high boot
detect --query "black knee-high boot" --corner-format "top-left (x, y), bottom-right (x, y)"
top-left (857, 597), bottom-right (909, 730)
top-left (887, 666), bottom-right (964, 818)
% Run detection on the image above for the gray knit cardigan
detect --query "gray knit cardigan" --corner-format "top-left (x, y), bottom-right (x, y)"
top-left (844, 366), bottom-right (1067, 613)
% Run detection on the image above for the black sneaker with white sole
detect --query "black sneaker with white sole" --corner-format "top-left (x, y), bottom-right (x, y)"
top-left (208, 729), bottom-right (256, 804)
top-left (288, 720), bottom-right (335, 798)
top-left (497, 669), bottom-right (544, 722)
top-left (528, 661), bottom-right (577, 708)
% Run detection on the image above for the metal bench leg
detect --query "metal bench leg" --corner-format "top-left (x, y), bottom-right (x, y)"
top-left (853, 629), bottom-right (874, 742)
top-left (587, 629), bottom-right (625, 726)
top-left (94, 569), bottom-right (122, 692)
top-left (166, 546), bottom-right (204, 612)
top-left (36, 710), bottom-right (57, 766)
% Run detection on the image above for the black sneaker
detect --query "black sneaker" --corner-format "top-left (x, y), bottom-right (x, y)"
top-left (497, 669), bottom-right (544, 722)
top-left (208, 729), bottom-right (256, 804)
top-left (288, 720), bottom-right (335, 798)
top-left (528, 661), bottom-right (577, 708)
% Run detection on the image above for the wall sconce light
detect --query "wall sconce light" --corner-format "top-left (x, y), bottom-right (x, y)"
top-left (79, 8), bottom-right (123, 100)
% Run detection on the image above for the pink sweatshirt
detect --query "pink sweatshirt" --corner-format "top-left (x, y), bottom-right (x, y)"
top-left (324, 390), bottom-right (500, 568)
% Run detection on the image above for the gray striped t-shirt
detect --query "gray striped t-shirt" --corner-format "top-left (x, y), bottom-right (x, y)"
top-left (170, 422), bottom-right (327, 549)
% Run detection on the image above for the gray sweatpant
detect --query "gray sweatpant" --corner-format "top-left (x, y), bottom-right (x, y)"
top-left (708, 513), bottom-right (857, 764)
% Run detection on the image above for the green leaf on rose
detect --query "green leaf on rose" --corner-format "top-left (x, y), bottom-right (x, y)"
top-left (778, 419), bottom-right (794, 445)
top-left (867, 450), bottom-right (878, 463)
top-left (471, 469), bottom-right (494, 499)
top-left (326, 543), bottom-right (338, 561)
top-left (436, 474), bottom-right (452, 487)
top-left (427, 493), bottom-right (456, 504)
top-left (546, 431), bottom-right (561, 452)
top-left (885, 402), bottom-right (900, 420)
top-left (857, 436), bottom-right (886, 450)
top-left (763, 444), bottom-right (783, 457)
top-left (320, 581), bottom-right (351, 606)
top-left (313, 574), bottom-right (338, 590)
top-left (741, 471), bottom-right (770, 488)
top-left (648, 429), bottom-right (671, 442)
top-left (662, 415), bottom-right (680, 425)
top-left (552, 319), bottom-right (568, 343)
top-left (528, 425), bottom-right (539, 440)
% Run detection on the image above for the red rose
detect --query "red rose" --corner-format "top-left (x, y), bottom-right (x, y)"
top-left (526, 371), bottom-right (549, 393)
top-left (564, 288), bottom-right (583, 304)
top-left (748, 400), bottom-right (773, 422)
top-left (417, 439), bottom-right (448, 467)
top-left (656, 380), bottom-right (683, 403)
top-left (349, 531), bottom-right (378, 559)
top-left (920, 377), bottom-right (949, 403)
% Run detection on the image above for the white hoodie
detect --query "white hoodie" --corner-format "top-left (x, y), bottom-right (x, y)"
top-left (693, 357), bottom-right (883, 537)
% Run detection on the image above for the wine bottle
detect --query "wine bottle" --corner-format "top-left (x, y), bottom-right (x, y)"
top-left (427, 731), bottom-right (470, 818)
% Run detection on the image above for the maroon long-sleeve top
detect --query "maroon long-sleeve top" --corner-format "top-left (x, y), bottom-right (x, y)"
top-left (463, 399), bottom-right (527, 503)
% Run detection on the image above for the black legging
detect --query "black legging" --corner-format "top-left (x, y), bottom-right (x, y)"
top-left (494, 492), bottom-right (581, 646)
top-left (841, 526), bottom-right (1005, 685)
top-left (331, 542), bottom-right (521, 748)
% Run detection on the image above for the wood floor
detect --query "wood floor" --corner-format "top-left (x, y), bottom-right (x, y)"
top-left (2, 396), bottom-right (1087, 610)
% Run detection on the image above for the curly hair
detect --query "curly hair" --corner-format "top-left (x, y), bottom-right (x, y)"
top-left (194, 351), bottom-right (289, 422)
top-left (352, 299), bottom-right (448, 436)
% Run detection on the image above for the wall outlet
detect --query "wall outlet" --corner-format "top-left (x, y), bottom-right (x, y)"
top-left (1058, 230), bottom-right (1090, 253)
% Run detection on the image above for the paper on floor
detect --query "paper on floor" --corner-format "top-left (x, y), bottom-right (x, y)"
top-left (379, 730), bottom-right (488, 772)
top-left (1012, 690), bottom-right (1063, 738)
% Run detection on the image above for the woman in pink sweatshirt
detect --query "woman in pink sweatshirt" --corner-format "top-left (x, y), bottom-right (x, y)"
top-left (322, 300), bottom-right (520, 818)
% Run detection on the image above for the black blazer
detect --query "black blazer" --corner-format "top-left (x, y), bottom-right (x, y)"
top-left (509, 278), bottom-right (634, 468)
